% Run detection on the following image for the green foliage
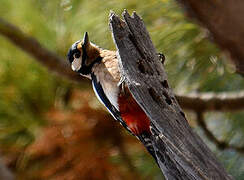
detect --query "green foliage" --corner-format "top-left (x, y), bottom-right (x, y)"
top-left (0, 0), bottom-right (243, 178)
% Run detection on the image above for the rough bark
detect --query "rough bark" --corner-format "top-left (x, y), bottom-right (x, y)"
top-left (110, 10), bottom-right (232, 180)
top-left (177, 0), bottom-right (244, 75)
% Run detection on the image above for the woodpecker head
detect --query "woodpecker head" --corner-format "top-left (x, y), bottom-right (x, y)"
top-left (67, 32), bottom-right (101, 75)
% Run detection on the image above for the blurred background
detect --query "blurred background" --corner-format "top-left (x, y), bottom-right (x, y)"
top-left (0, 0), bottom-right (244, 179)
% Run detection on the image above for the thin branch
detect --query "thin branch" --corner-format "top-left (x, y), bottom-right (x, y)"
top-left (177, 91), bottom-right (244, 112)
top-left (0, 17), bottom-right (244, 114)
top-left (196, 112), bottom-right (244, 154)
top-left (0, 18), bottom-right (83, 82)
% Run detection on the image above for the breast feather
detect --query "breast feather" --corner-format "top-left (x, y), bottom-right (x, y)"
top-left (92, 53), bottom-right (121, 110)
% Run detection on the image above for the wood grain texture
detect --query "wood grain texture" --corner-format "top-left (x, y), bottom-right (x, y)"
top-left (109, 10), bottom-right (232, 180)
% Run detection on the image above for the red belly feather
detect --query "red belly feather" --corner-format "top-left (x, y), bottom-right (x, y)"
top-left (118, 92), bottom-right (150, 135)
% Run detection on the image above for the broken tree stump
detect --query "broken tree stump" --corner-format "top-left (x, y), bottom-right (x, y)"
top-left (109, 10), bottom-right (232, 180)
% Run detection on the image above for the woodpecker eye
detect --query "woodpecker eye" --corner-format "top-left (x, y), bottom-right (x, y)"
top-left (74, 52), bottom-right (81, 58)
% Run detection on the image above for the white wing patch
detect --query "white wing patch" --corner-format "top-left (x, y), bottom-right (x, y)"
top-left (92, 80), bottom-right (119, 111)
top-left (102, 85), bottom-right (119, 111)
top-left (92, 81), bottom-right (117, 118)
top-left (91, 73), bottom-right (133, 134)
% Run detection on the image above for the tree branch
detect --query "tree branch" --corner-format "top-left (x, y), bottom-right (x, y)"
top-left (110, 10), bottom-right (232, 180)
top-left (196, 112), bottom-right (244, 155)
top-left (177, 91), bottom-right (244, 112)
top-left (177, 0), bottom-right (244, 75)
top-left (0, 18), bottom-right (83, 82)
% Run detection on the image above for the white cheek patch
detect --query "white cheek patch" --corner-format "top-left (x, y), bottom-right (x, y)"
top-left (71, 58), bottom-right (82, 71)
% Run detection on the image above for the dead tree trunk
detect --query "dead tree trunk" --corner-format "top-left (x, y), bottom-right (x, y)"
top-left (109, 10), bottom-right (232, 180)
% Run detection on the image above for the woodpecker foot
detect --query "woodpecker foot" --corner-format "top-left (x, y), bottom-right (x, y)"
top-left (157, 52), bottom-right (165, 65)
top-left (118, 76), bottom-right (126, 94)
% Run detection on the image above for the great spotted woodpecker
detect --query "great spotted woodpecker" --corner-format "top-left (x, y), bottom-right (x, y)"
top-left (67, 32), bottom-right (157, 160)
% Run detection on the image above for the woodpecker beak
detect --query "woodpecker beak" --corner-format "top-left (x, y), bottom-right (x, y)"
top-left (71, 58), bottom-right (82, 71)
top-left (83, 32), bottom-right (89, 47)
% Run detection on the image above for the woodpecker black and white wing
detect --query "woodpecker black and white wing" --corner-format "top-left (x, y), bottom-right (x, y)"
top-left (91, 73), bottom-right (132, 134)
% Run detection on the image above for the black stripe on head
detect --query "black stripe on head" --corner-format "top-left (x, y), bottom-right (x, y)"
top-left (67, 32), bottom-right (102, 75)
top-left (78, 53), bottom-right (103, 75)
top-left (67, 40), bottom-right (81, 64)
top-left (81, 44), bottom-right (88, 67)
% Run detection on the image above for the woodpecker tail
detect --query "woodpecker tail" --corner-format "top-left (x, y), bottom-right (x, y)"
top-left (137, 132), bottom-right (158, 163)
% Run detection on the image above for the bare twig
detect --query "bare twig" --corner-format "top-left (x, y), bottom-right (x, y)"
top-left (196, 112), bottom-right (244, 154)
top-left (177, 91), bottom-right (244, 112)
top-left (0, 18), bottom-right (83, 82)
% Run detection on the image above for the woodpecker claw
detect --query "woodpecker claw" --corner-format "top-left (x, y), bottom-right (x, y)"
top-left (118, 76), bottom-right (125, 87)
top-left (157, 52), bottom-right (165, 65)
top-left (118, 76), bottom-right (128, 95)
